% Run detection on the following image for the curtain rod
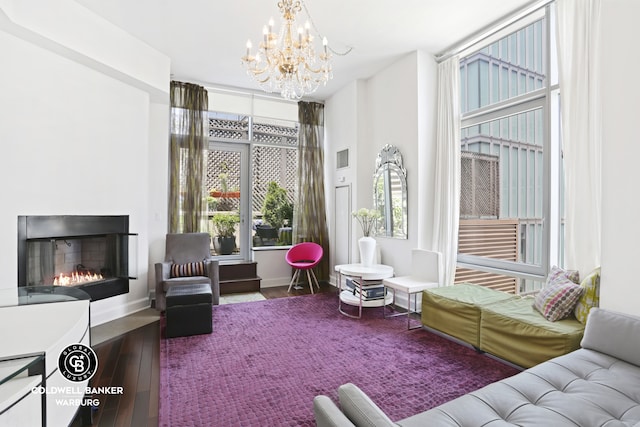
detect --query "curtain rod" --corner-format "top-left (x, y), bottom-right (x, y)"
top-left (435, 0), bottom-right (554, 63)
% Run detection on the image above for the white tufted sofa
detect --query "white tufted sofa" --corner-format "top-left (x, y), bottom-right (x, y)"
top-left (314, 308), bottom-right (640, 427)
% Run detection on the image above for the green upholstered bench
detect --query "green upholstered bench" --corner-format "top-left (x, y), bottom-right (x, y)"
top-left (480, 297), bottom-right (584, 367)
top-left (421, 283), bottom-right (514, 348)
top-left (421, 283), bottom-right (585, 367)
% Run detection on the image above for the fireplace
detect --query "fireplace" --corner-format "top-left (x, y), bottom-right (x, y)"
top-left (17, 215), bottom-right (136, 301)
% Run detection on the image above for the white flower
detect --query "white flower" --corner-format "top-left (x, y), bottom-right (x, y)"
top-left (352, 208), bottom-right (381, 237)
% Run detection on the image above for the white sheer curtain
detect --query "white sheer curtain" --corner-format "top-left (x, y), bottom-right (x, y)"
top-left (556, 0), bottom-right (602, 275)
top-left (432, 56), bottom-right (461, 286)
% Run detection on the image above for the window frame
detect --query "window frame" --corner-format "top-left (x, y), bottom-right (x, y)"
top-left (457, 4), bottom-right (559, 285)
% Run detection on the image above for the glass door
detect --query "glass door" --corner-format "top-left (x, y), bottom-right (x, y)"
top-left (206, 142), bottom-right (249, 260)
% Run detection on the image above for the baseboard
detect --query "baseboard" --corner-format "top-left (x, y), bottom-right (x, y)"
top-left (90, 297), bottom-right (151, 327)
top-left (260, 277), bottom-right (294, 288)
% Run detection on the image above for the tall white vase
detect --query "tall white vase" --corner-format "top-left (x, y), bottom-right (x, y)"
top-left (358, 236), bottom-right (376, 267)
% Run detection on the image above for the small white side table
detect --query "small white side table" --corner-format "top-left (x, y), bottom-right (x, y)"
top-left (335, 263), bottom-right (394, 319)
top-left (382, 277), bottom-right (438, 329)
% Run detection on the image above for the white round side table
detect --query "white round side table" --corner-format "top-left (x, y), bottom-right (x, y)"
top-left (335, 263), bottom-right (394, 319)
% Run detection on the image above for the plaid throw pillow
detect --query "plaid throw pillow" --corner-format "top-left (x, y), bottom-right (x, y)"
top-left (574, 267), bottom-right (601, 324)
top-left (533, 278), bottom-right (584, 321)
top-left (170, 261), bottom-right (206, 278)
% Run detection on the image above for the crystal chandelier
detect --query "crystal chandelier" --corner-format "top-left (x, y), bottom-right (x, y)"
top-left (241, 0), bottom-right (333, 100)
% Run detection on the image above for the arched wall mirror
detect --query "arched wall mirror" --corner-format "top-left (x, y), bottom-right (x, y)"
top-left (373, 145), bottom-right (407, 239)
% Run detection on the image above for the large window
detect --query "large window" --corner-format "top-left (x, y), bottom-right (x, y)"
top-left (457, 6), bottom-right (561, 294)
top-left (205, 111), bottom-right (298, 258)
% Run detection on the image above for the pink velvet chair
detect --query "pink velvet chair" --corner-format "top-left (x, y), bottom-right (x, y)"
top-left (286, 242), bottom-right (323, 294)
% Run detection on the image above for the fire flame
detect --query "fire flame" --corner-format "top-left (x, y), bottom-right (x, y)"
top-left (54, 271), bottom-right (104, 286)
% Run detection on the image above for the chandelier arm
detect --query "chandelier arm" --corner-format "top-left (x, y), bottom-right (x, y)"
top-left (243, 59), bottom-right (273, 76)
top-left (254, 74), bottom-right (273, 84)
top-left (249, 68), bottom-right (271, 79)
top-left (301, 62), bottom-right (325, 74)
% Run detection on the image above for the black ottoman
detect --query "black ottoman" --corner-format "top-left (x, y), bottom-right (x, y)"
top-left (166, 283), bottom-right (213, 338)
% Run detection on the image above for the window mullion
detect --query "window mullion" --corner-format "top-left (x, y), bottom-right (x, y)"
top-left (456, 5), bottom-right (556, 293)
top-left (462, 90), bottom-right (545, 127)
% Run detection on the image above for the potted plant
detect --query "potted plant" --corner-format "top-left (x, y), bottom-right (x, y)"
top-left (210, 163), bottom-right (240, 212)
top-left (211, 212), bottom-right (240, 255)
top-left (206, 195), bottom-right (218, 212)
top-left (278, 202), bottom-right (294, 245)
top-left (210, 173), bottom-right (241, 199)
top-left (261, 181), bottom-right (293, 245)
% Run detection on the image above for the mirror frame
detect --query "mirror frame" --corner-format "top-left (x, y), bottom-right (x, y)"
top-left (373, 144), bottom-right (407, 239)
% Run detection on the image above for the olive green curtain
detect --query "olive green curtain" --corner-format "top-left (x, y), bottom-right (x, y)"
top-left (295, 101), bottom-right (330, 280)
top-left (168, 81), bottom-right (208, 233)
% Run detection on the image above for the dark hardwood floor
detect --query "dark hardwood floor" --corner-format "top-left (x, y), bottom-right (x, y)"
top-left (72, 282), bottom-right (332, 426)
top-left (70, 321), bottom-right (160, 427)
top-left (261, 280), bottom-right (332, 299)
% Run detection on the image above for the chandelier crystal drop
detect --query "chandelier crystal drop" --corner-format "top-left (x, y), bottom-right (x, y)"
top-left (241, 0), bottom-right (333, 100)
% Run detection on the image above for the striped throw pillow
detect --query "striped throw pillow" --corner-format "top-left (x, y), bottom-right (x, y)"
top-left (170, 261), bottom-right (206, 278)
top-left (533, 278), bottom-right (584, 321)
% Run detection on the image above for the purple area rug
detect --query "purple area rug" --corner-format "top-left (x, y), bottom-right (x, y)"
top-left (160, 292), bottom-right (519, 426)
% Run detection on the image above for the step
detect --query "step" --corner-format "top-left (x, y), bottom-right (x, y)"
top-left (219, 261), bottom-right (258, 281)
top-left (218, 261), bottom-right (261, 295)
top-left (220, 277), bottom-right (261, 295)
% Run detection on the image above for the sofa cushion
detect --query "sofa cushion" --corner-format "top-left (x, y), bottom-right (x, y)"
top-left (480, 296), bottom-right (584, 368)
top-left (574, 266), bottom-right (601, 324)
top-left (397, 393), bottom-right (515, 427)
top-left (400, 347), bottom-right (640, 426)
top-left (170, 261), bottom-right (206, 278)
top-left (421, 284), bottom-right (514, 348)
top-left (581, 308), bottom-right (640, 367)
top-left (533, 277), bottom-right (584, 321)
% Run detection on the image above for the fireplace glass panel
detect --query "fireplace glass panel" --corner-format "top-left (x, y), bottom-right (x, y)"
top-left (25, 234), bottom-right (130, 287)
top-left (18, 215), bottom-right (136, 301)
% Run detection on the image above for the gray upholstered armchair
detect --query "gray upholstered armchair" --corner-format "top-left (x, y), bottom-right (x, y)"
top-left (155, 233), bottom-right (220, 311)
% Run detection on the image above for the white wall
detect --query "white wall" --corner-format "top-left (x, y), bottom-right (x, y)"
top-left (251, 247), bottom-right (292, 288)
top-left (600, 0), bottom-right (640, 315)
top-left (0, 1), bottom-right (170, 325)
top-left (326, 80), bottom-right (361, 267)
top-left (325, 52), bottom-right (438, 279)
top-left (147, 102), bottom-right (170, 303)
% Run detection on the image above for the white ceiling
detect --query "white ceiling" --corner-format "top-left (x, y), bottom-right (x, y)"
top-left (75, 0), bottom-right (534, 101)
